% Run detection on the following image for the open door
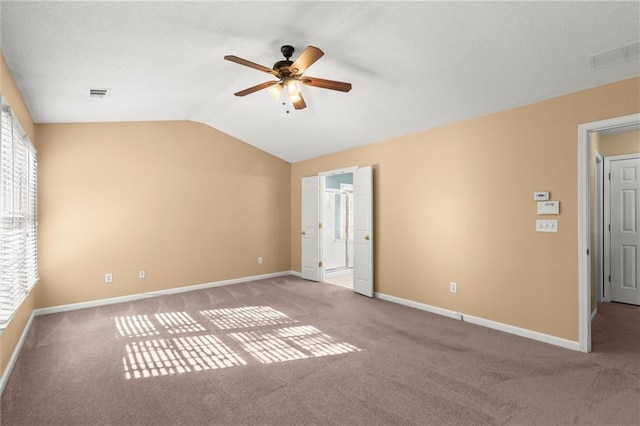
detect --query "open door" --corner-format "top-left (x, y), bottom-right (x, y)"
top-left (301, 176), bottom-right (320, 281)
top-left (353, 166), bottom-right (373, 297)
top-left (607, 155), bottom-right (640, 305)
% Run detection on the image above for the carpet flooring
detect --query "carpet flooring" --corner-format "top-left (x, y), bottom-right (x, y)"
top-left (1, 275), bottom-right (638, 425)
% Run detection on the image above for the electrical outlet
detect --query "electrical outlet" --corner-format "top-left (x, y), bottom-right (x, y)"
top-left (138, 270), bottom-right (146, 279)
top-left (105, 273), bottom-right (113, 283)
top-left (258, 256), bottom-right (263, 265)
top-left (450, 282), bottom-right (457, 293)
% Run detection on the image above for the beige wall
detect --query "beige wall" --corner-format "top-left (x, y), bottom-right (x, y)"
top-left (0, 52), bottom-right (38, 377)
top-left (35, 121), bottom-right (291, 308)
top-left (291, 77), bottom-right (640, 342)
top-left (598, 130), bottom-right (640, 157)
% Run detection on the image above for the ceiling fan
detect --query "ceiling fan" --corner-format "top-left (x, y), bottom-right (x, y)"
top-left (224, 45), bottom-right (352, 110)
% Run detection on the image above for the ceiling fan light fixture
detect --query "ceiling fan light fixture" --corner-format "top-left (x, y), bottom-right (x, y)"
top-left (286, 81), bottom-right (301, 97)
top-left (224, 44), bottom-right (351, 109)
top-left (268, 83), bottom-right (283, 100)
top-left (286, 80), bottom-right (302, 102)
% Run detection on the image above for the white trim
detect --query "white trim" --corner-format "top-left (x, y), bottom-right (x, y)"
top-left (375, 292), bottom-right (462, 320)
top-left (318, 166), bottom-right (357, 176)
top-left (0, 311), bottom-right (36, 395)
top-left (35, 271), bottom-right (295, 316)
top-left (578, 113), bottom-right (640, 353)
top-left (595, 151), bottom-right (604, 304)
top-left (462, 313), bottom-right (580, 351)
top-left (375, 291), bottom-right (581, 351)
top-left (604, 156), bottom-right (612, 302)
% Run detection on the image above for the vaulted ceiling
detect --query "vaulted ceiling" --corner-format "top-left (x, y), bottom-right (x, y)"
top-left (1, 1), bottom-right (638, 162)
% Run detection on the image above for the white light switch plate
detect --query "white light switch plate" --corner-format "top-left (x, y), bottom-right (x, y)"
top-left (537, 201), bottom-right (560, 215)
top-left (536, 219), bottom-right (558, 232)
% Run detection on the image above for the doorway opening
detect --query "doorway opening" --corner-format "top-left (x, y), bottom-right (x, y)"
top-left (578, 113), bottom-right (640, 353)
top-left (323, 175), bottom-right (354, 288)
top-left (301, 166), bottom-right (373, 297)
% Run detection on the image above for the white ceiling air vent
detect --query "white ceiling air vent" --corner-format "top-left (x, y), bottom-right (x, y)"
top-left (88, 88), bottom-right (110, 98)
top-left (590, 41), bottom-right (640, 69)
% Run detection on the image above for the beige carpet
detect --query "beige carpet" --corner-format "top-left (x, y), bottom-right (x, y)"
top-left (1, 275), bottom-right (638, 425)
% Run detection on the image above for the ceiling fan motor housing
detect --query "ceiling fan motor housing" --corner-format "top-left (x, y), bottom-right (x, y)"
top-left (274, 45), bottom-right (296, 76)
top-left (273, 60), bottom-right (294, 75)
top-left (280, 45), bottom-right (295, 59)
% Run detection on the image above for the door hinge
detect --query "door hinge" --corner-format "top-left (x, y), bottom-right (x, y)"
top-left (318, 261), bottom-right (323, 267)
top-left (608, 275), bottom-right (611, 283)
top-left (608, 224), bottom-right (611, 231)
top-left (587, 249), bottom-right (590, 255)
top-left (318, 223), bottom-right (323, 229)
top-left (608, 173), bottom-right (611, 180)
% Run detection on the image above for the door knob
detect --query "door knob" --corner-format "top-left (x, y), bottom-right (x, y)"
top-left (364, 235), bottom-right (370, 240)
top-left (301, 231), bottom-right (306, 235)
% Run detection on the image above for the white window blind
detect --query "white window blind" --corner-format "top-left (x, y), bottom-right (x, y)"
top-left (0, 96), bottom-right (38, 328)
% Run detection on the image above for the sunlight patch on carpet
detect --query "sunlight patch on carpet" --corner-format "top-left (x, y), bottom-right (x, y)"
top-left (200, 306), bottom-right (298, 330)
top-left (114, 315), bottom-right (159, 338)
top-left (122, 335), bottom-right (246, 379)
top-left (229, 325), bottom-right (360, 364)
top-left (155, 312), bottom-right (206, 334)
top-left (117, 306), bottom-right (361, 379)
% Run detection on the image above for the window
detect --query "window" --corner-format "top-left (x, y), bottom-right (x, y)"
top-left (0, 96), bottom-right (38, 329)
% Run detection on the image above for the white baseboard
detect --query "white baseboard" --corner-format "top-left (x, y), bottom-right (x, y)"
top-left (374, 291), bottom-right (581, 352)
top-left (375, 292), bottom-right (461, 320)
top-left (591, 307), bottom-right (598, 323)
top-left (0, 311), bottom-right (36, 395)
top-left (35, 271), bottom-right (296, 316)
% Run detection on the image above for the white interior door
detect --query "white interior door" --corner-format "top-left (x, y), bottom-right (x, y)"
top-left (609, 155), bottom-right (640, 305)
top-left (301, 176), bottom-right (320, 281)
top-left (353, 166), bottom-right (373, 297)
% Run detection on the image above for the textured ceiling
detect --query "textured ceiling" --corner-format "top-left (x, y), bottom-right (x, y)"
top-left (1, 1), bottom-right (639, 163)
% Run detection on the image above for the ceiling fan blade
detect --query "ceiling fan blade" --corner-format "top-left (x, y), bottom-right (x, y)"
top-left (234, 81), bottom-right (278, 97)
top-left (292, 93), bottom-right (307, 110)
top-left (224, 55), bottom-right (276, 74)
top-left (289, 46), bottom-right (324, 75)
top-left (300, 76), bottom-right (352, 92)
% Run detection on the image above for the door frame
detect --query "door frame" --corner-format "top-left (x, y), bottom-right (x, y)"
top-left (594, 151), bottom-right (603, 306)
top-left (577, 113), bottom-right (640, 353)
top-left (603, 153), bottom-right (640, 303)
